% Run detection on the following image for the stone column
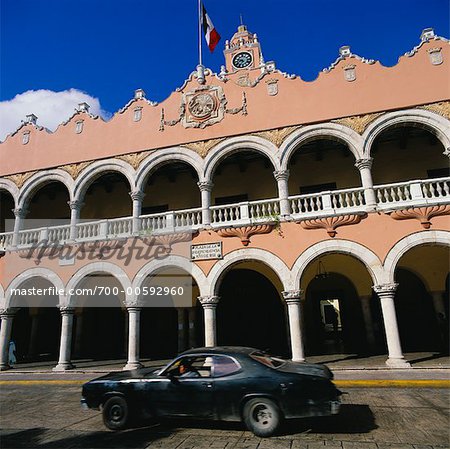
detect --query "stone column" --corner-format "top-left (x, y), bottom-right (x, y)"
top-left (431, 291), bottom-right (446, 318)
top-left (198, 181), bottom-right (213, 226)
top-left (53, 307), bottom-right (75, 371)
top-left (282, 290), bottom-right (305, 362)
top-left (373, 284), bottom-right (411, 368)
top-left (274, 170), bottom-right (291, 218)
top-left (177, 308), bottom-right (187, 353)
top-left (68, 200), bottom-right (83, 241)
top-left (188, 307), bottom-right (196, 348)
top-left (0, 309), bottom-right (17, 371)
top-left (360, 295), bottom-right (376, 348)
top-left (124, 307), bottom-right (143, 370)
top-left (355, 158), bottom-right (376, 207)
top-left (130, 190), bottom-right (145, 235)
top-left (11, 207), bottom-right (27, 247)
top-left (198, 296), bottom-right (219, 347)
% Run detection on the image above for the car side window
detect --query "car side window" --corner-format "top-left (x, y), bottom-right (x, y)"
top-left (165, 356), bottom-right (212, 378)
top-left (212, 355), bottom-right (241, 377)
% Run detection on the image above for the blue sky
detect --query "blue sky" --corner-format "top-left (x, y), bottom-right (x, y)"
top-left (0, 0), bottom-right (449, 136)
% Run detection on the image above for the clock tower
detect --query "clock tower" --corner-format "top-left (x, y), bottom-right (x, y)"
top-left (224, 25), bottom-right (264, 73)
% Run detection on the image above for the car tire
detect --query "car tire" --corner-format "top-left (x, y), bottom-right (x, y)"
top-left (102, 396), bottom-right (129, 430)
top-left (243, 397), bottom-right (282, 437)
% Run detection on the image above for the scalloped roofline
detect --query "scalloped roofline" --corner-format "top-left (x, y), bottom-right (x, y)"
top-left (1, 28), bottom-right (448, 145)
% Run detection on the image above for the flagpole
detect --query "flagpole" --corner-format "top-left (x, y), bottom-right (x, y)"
top-left (198, 0), bottom-right (203, 66)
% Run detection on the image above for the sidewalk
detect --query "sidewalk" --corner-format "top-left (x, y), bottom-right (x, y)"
top-left (2, 351), bottom-right (449, 375)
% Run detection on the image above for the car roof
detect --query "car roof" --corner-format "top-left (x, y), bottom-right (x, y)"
top-left (181, 346), bottom-right (258, 356)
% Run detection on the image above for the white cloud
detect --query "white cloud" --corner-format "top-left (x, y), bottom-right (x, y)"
top-left (0, 89), bottom-right (110, 141)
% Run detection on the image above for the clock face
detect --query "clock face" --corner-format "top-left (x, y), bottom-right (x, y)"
top-left (232, 51), bottom-right (253, 69)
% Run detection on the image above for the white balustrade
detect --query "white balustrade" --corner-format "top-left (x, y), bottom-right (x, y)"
top-left (248, 199), bottom-right (280, 222)
top-left (0, 178), bottom-right (448, 249)
top-left (211, 203), bottom-right (241, 224)
top-left (76, 221), bottom-right (101, 240)
top-left (107, 217), bottom-right (133, 237)
top-left (174, 208), bottom-right (202, 229)
top-left (0, 232), bottom-right (13, 248)
top-left (47, 224), bottom-right (71, 243)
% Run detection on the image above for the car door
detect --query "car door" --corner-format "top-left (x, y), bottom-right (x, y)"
top-left (153, 356), bottom-right (214, 418)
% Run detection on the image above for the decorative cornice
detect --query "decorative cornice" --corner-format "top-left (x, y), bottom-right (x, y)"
top-left (333, 113), bottom-right (383, 134)
top-left (389, 205), bottom-right (450, 229)
top-left (252, 126), bottom-right (300, 147)
top-left (298, 213), bottom-right (367, 237)
top-left (4, 171), bottom-right (37, 188)
top-left (418, 101), bottom-right (450, 120)
top-left (59, 161), bottom-right (92, 180)
top-left (183, 138), bottom-right (225, 158)
top-left (215, 224), bottom-right (274, 246)
top-left (117, 151), bottom-right (152, 170)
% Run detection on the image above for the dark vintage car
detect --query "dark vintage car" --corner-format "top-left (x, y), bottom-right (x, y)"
top-left (81, 347), bottom-right (342, 437)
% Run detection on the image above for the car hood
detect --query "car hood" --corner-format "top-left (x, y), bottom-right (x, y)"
top-left (86, 367), bottom-right (163, 384)
top-left (277, 361), bottom-right (333, 379)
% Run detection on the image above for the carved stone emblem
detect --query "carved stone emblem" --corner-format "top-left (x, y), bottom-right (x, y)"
top-left (428, 48), bottom-right (443, 65)
top-left (389, 205), bottom-right (450, 229)
top-left (298, 213), bottom-right (367, 237)
top-left (188, 93), bottom-right (216, 119)
top-left (343, 64), bottom-right (356, 82)
top-left (266, 79), bottom-right (279, 96)
top-left (22, 131), bottom-right (30, 145)
top-left (182, 86), bottom-right (225, 129)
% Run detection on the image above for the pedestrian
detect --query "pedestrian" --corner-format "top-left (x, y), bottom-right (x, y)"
top-left (8, 340), bottom-right (16, 365)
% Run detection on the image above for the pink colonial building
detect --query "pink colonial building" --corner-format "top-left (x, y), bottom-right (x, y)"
top-left (0, 26), bottom-right (449, 371)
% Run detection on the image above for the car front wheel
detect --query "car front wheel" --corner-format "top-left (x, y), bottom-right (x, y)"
top-left (102, 396), bottom-right (129, 430)
top-left (243, 398), bottom-right (282, 437)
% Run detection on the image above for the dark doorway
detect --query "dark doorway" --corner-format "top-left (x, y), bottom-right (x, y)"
top-left (305, 273), bottom-right (367, 356)
top-left (217, 269), bottom-right (288, 357)
top-left (395, 268), bottom-right (441, 352)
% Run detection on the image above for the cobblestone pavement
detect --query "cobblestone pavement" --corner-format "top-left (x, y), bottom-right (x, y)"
top-left (0, 382), bottom-right (449, 449)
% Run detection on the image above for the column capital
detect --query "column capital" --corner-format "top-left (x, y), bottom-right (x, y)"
top-left (354, 158), bottom-right (373, 170)
top-left (58, 306), bottom-right (75, 315)
top-left (197, 181), bottom-right (214, 192)
top-left (12, 207), bottom-right (27, 218)
top-left (282, 290), bottom-right (304, 303)
top-left (126, 306), bottom-right (142, 313)
top-left (198, 295), bottom-right (220, 308)
top-left (68, 200), bottom-right (84, 210)
top-left (129, 190), bottom-right (145, 202)
top-left (273, 170), bottom-right (290, 182)
top-left (373, 283), bottom-right (398, 297)
top-left (443, 147), bottom-right (450, 159)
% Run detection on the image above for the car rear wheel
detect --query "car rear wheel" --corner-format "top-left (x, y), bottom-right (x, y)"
top-left (102, 396), bottom-right (129, 430)
top-left (243, 398), bottom-right (282, 437)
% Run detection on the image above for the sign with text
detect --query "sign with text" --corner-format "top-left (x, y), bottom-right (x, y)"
top-left (191, 242), bottom-right (223, 261)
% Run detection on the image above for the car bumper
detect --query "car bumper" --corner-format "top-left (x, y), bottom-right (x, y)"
top-left (81, 397), bottom-right (100, 411)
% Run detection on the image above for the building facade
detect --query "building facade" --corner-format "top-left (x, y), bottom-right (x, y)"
top-left (0, 26), bottom-right (449, 370)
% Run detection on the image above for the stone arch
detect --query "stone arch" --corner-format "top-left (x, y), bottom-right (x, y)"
top-left (73, 159), bottom-right (136, 202)
top-left (0, 283), bottom-right (5, 310)
top-left (279, 123), bottom-right (364, 170)
top-left (383, 230), bottom-right (450, 285)
top-left (135, 148), bottom-right (204, 193)
top-left (207, 248), bottom-right (293, 296)
top-left (363, 109), bottom-right (450, 158)
top-left (0, 179), bottom-right (19, 208)
top-left (65, 262), bottom-right (132, 307)
top-left (5, 267), bottom-right (65, 308)
top-left (133, 256), bottom-right (209, 298)
top-left (203, 136), bottom-right (280, 181)
top-left (18, 170), bottom-right (74, 209)
top-left (291, 239), bottom-right (384, 288)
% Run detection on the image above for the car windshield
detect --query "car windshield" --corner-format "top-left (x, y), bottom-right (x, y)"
top-left (250, 351), bottom-right (286, 368)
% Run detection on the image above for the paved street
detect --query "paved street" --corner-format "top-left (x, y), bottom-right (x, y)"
top-left (0, 374), bottom-right (449, 449)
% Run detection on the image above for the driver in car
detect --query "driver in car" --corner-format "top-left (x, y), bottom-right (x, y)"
top-left (177, 360), bottom-right (199, 378)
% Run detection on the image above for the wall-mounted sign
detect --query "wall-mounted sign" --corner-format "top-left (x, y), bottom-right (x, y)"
top-left (191, 242), bottom-right (223, 261)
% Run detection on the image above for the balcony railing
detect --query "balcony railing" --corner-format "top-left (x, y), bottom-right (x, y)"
top-left (1, 177), bottom-right (448, 249)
